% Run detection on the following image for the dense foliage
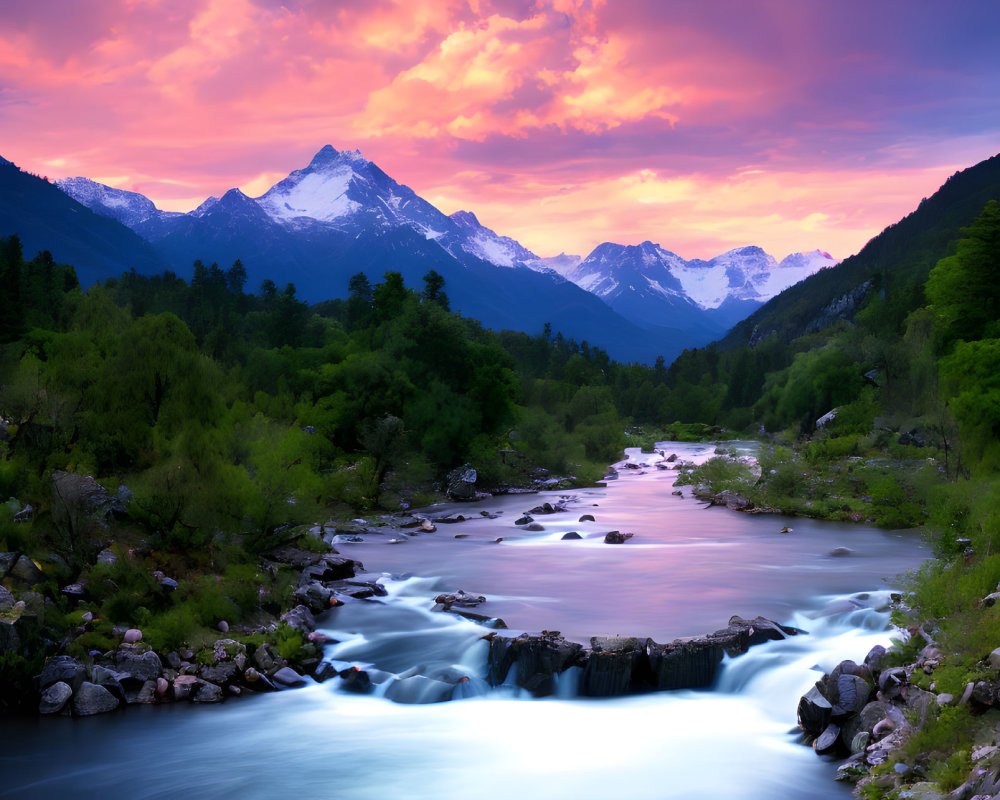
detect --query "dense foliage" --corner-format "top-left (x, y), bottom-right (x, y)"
top-left (0, 240), bottom-right (674, 547)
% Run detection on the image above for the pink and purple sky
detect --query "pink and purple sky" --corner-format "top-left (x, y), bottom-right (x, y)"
top-left (2, 0), bottom-right (999, 260)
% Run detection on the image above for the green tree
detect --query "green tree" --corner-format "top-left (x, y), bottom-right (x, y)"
top-left (421, 269), bottom-right (450, 311)
top-left (345, 272), bottom-right (374, 331)
top-left (0, 235), bottom-right (25, 343)
top-left (926, 200), bottom-right (1000, 348)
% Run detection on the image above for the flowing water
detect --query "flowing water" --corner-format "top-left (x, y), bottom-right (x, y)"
top-left (0, 442), bottom-right (931, 799)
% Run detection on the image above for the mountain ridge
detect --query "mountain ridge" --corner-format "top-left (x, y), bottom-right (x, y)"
top-left (37, 144), bottom-right (836, 363)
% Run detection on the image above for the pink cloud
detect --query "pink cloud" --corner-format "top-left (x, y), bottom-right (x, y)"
top-left (0, 0), bottom-right (997, 265)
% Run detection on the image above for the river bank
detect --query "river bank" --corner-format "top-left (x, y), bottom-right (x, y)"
top-left (2, 440), bottom-right (940, 798)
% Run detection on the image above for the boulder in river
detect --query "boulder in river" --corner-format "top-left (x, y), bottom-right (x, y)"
top-left (433, 591), bottom-right (486, 608)
top-left (446, 464), bottom-right (478, 501)
top-left (39, 681), bottom-right (73, 714)
top-left (603, 531), bottom-right (634, 544)
top-left (485, 616), bottom-right (800, 698)
top-left (72, 682), bottom-right (120, 716)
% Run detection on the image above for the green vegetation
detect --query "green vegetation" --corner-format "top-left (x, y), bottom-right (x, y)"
top-left (659, 183), bottom-right (1000, 795)
top-left (2, 234), bottom-right (689, 690)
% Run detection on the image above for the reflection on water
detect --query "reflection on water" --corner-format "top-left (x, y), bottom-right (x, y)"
top-left (0, 443), bottom-right (931, 799)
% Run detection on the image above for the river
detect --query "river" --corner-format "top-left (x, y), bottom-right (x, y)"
top-left (0, 442), bottom-right (931, 799)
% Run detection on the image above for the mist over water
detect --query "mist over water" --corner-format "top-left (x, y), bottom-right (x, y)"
top-left (0, 443), bottom-right (931, 799)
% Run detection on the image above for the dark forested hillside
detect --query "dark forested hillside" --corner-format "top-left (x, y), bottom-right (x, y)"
top-left (0, 161), bottom-right (166, 287)
top-left (723, 152), bottom-right (1000, 347)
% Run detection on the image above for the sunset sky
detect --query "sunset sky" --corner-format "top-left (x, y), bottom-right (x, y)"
top-left (2, 0), bottom-right (999, 261)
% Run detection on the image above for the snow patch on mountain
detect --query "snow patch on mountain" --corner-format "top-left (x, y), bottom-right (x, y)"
top-left (448, 210), bottom-right (540, 267)
top-left (56, 176), bottom-right (163, 228)
top-left (256, 159), bottom-right (361, 222)
top-left (571, 242), bottom-right (838, 311)
top-left (531, 252), bottom-right (582, 275)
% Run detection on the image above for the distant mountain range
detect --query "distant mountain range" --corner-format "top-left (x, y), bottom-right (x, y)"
top-left (1, 146), bottom-right (836, 363)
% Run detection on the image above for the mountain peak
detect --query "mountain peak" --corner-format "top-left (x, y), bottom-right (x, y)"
top-left (450, 210), bottom-right (480, 228)
top-left (219, 187), bottom-right (251, 204)
top-left (306, 144), bottom-right (367, 171)
top-left (0, 155), bottom-right (13, 167)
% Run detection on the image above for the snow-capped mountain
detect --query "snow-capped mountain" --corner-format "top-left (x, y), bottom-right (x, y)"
top-left (567, 241), bottom-right (838, 330)
top-left (55, 176), bottom-right (167, 229)
top-left (51, 144), bottom-right (836, 364)
top-left (56, 146), bottom-right (693, 363)
top-left (567, 241), bottom-right (717, 334)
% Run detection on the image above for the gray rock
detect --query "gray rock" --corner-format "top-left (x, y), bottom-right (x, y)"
top-left (115, 650), bottom-right (163, 682)
top-left (72, 682), bottom-right (120, 716)
top-left (864, 644), bottom-right (887, 671)
top-left (850, 731), bottom-right (870, 754)
top-left (191, 679), bottom-right (224, 703)
top-left (797, 685), bottom-right (833, 736)
top-left (272, 667), bottom-right (306, 687)
top-left (339, 666), bottom-right (373, 694)
top-left (91, 666), bottom-right (126, 700)
top-left (603, 531), bottom-right (634, 544)
top-left (312, 661), bottom-right (339, 683)
top-left (270, 546), bottom-right (325, 568)
top-left (133, 680), bottom-right (158, 704)
top-left (281, 604), bottom-right (317, 633)
top-left (561, 532), bottom-right (582, 540)
top-left (39, 655), bottom-right (87, 692)
top-left (293, 580), bottom-right (337, 613)
top-left (0, 551), bottom-right (16, 578)
top-left (446, 464), bottom-right (478, 501)
top-left (252, 643), bottom-right (286, 675)
top-left (835, 674), bottom-right (873, 716)
top-left (9, 555), bottom-right (44, 585)
top-left (199, 662), bottom-right (240, 687)
top-left (0, 585), bottom-right (14, 607)
top-left (433, 591), bottom-right (486, 608)
top-left (123, 628), bottom-right (142, 644)
top-left (97, 549), bottom-right (118, 565)
top-left (39, 681), bottom-right (73, 714)
top-left (813, 722), bottom-right (841, 753)
top-left (578, 514), bottom-right (596, 522)
top-left (828, 546), bottom-right (854, 557)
